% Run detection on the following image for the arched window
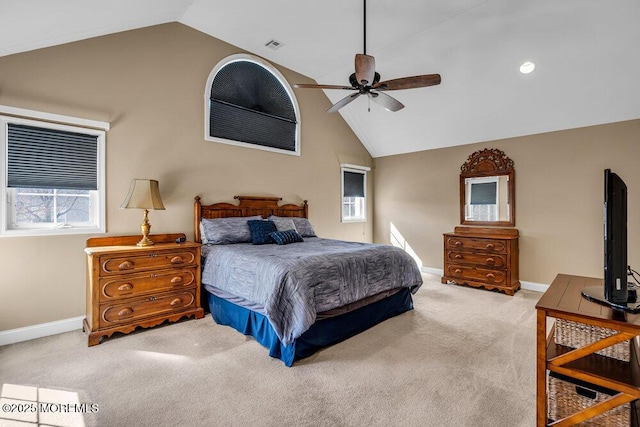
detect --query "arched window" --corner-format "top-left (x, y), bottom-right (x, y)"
top-left (205, 54), bottom-right (300, 155)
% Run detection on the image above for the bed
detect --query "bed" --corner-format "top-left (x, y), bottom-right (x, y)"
top-left (194, 195), bottom-right (423, 366)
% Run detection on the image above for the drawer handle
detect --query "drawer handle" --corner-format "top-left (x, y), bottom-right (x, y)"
top-left (454, 268), bottom-right (462, 274)
top-left (117, 308), bottom-right (133, 318)
top-left (117, 283), bottom-right (133, 292)
top-left (486, 257), bottom-right (495, 264)
top-left (170, 256), bottom-right (184, 264)
top-left (170, 298), bottom-right (183, 307)
top-left (486, 273), bottom-right (496, 280)
top-left (170, 276), bottom-right (183, 285)
top-left (454, 254), bottom-right (463, 259)
top-left (454, 241), bottom-right (462, 246)
top-left (486, 243), bottom-right (495, 250)
top-left (118, 261), bottom-right (134, 270)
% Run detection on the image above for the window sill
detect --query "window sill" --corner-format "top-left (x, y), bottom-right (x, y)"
top-left (341, 219), bottom-right (367, 224)
top-left (1, 226), bottom-right (105, 238)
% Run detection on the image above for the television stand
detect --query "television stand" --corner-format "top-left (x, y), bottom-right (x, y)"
top-left (581, 285), bottom-right (640, 314)
top-left (536, 274), bottom-right (640, 426)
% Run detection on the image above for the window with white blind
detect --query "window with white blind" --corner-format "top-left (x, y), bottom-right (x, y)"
top-left (0, 112), bottom-right (106, 237)
top-left (341, 165), bottom-right (369, 223)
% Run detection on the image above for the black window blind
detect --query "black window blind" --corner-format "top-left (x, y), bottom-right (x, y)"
top-left (209, 60), bottom-right (297, 152)
top-left (343, 171), bottom-right (365, 198)
top-left (470, 182), bottom-right (497, 205)
top-left (7, 124), bottom-right (98, 190)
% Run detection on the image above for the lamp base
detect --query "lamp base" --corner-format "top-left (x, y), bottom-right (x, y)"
top-left (137, 209), bottom-right (154, 246)
top-left (136, 235), bottom-right (154, 247)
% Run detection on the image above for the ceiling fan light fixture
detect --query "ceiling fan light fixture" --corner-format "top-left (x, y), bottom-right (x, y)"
top-left (519, 61), bottom-right (536, 74)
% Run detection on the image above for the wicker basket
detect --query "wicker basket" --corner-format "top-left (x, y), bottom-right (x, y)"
top-left (548, 374), bottom-right (631, 426)
top-left (554, 319), bottom-right (630, 362)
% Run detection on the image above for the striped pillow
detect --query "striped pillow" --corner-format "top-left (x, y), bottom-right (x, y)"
top-left (269, 229), bottom-right (304, 245)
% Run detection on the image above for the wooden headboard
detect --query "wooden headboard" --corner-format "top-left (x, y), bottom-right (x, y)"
top-left (194, 195), bottom-right (308, 243)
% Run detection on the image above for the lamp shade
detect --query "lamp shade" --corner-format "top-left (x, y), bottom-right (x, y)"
top-left (120, 179), bottom-right (165, 210)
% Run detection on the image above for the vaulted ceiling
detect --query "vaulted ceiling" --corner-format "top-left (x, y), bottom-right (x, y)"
top-left (1, 0), bottom-right (639, 157)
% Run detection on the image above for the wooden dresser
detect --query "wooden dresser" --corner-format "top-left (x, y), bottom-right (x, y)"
top-left (441, 226), bottom-right (520, 295)
top-left (84, 233), bottom-right (204, 346)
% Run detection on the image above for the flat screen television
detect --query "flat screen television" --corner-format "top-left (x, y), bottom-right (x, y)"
top-left (603, 168), bottom-right (628, 304)
top-left (582, 169), bottom-right (639, 312)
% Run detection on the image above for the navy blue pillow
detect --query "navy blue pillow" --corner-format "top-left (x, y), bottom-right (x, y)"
top-left (269, 229), bottom-right (304, 245)
top-left (247, 220), bottom-right (277, 245)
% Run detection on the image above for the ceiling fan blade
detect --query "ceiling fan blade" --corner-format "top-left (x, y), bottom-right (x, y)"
top-left (327, 93), bottom-right (361, 113)
top-left (355, 54), bottom-right (376, 86)
top-left (373, 74), bottom-right (441, 91)
top-left (294, 83), bottom-right (355, 90)
top-left (369, 91), bottom-right (404, 112)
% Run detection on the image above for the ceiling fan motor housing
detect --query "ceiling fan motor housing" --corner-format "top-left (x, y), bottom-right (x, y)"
top-left (349, 72), bottom-right (381, 89)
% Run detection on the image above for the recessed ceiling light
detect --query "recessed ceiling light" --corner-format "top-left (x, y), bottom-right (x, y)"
top-left (520, 61), bottom-right (535, 74)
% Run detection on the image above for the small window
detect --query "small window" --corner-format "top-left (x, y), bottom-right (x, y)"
top-left (341, 165), bottom-right (369, 223)
top-left (205, 54), bottom-right (300, 156)
top-left (0, 114), bottom-right (106, 237)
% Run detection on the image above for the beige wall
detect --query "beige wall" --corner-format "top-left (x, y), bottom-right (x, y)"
top-left (0, 23), bottom-right (373, 331)
top-left (374, 119), bottom-right (640, 285)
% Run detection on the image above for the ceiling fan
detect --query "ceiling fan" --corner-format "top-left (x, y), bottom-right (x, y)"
top-left (294, 0), bottom-right (441, 113)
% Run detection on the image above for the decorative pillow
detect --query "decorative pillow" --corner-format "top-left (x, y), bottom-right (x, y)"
top-left (269, 216), bottom-right (317, 237)
top-left (271, 217), bottom-right (297, 232)
top-left (200, 215), bottom-right (263, 245)
top-left (247, 220), bottom-right (277, 245)
top-left (269, 229), bottom-right (304, 245)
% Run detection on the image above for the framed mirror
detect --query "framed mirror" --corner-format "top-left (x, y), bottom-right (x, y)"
top-left (460, 148), bottom-right (515, 226)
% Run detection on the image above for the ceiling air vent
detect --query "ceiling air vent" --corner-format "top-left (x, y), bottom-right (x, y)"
top-left (265, 39), bottom-right (283, 50)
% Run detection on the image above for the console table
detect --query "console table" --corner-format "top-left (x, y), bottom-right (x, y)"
top-left (536, 274), bottom-right (640, 426)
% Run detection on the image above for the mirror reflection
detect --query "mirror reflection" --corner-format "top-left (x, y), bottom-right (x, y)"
top-left (464, 176), bottom-right (510, 222)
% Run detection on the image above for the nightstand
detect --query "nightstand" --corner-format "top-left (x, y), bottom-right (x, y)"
top-left (83, 233), bottom-right (204, 346)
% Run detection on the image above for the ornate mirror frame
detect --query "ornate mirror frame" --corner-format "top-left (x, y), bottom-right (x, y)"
top-left (460, 148), bottom-right (515, 227)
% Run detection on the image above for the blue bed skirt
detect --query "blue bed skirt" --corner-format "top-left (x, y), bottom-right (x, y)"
top-left (207, 288), bottom-right (414, 366)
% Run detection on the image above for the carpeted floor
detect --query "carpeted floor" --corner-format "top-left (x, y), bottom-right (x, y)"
top-left (0, 274), bottom-right (540, 426)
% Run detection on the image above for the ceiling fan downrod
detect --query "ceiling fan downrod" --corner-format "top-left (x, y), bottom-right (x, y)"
top-left (363, 0), bottom-right (367, 55)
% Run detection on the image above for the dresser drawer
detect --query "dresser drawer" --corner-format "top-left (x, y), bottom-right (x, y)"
top-left (99, 268), bottom-right (197, 301)
top-left (446, 250), bottom-right (506, 268)
top-left (446, 264), bottom-right (506, 285)
top-left (99, 290), bottom-right (196, 328)
top-left (100, 249), bottom-right (197, 274)
top-left (445, 236), bottom-right (507, 253)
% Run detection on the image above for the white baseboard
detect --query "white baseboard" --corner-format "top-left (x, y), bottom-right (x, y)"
top-left (0, 316), bottom-right (84, 347)
top-left (519, 280), bottom-right (549, 293)
top-left (421, 267), bottom-right (549, 293)
top-left (421, 266), bottom-right (445, 276)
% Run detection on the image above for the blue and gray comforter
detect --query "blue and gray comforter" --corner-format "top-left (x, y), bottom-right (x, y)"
top-left (201, 237), bottom-right (423, 345)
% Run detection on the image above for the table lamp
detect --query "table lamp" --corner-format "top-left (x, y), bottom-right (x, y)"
top-left (120, 178), bottom-right (165, 246)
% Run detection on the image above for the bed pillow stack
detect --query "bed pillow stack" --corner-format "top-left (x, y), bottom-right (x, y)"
top-left (201, 215), bottom-right (315, 245)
